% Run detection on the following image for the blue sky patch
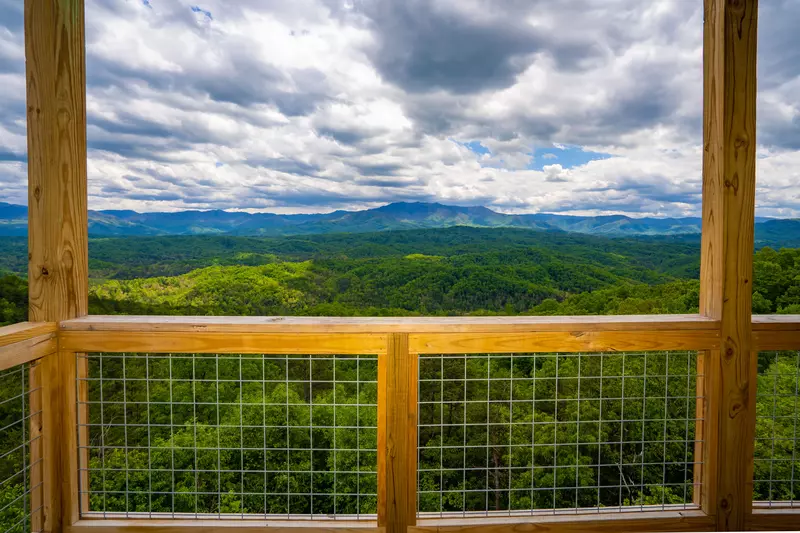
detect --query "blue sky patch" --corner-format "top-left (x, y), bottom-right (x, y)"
top-left (191, 6), bottom-right (213, 20)
top-left (462, 140), bottom-right (491, 156)
top-left (528, 145), bottom-right (612, 170)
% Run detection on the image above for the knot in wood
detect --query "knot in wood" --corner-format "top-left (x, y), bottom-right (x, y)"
top-left (41, 266), bottom-right (49, 276)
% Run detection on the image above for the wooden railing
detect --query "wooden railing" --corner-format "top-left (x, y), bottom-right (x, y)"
top-left (2, 314), bottom-right (798, 532)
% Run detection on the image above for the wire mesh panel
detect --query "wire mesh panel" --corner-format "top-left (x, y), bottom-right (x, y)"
top-left (0, 361), bottom-right (43, 533)
top-left (77, 353), bottom-right (378, 520)
top-left (754, 350), bottom-right (800, 507)
top-left (417, 351), bottom-right (701, 518)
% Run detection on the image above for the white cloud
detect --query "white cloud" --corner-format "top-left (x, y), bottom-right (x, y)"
top-left (0, 0), bottom-right (797, 217)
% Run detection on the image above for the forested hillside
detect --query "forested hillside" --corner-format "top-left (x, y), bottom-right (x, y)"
top-left (0, 228), bottom-right (798, 523)
top-left (1, 227), bottom-right (799, 320)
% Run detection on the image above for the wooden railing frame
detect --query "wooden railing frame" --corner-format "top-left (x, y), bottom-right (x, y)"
top-left (19, 0), bottom-right (798, 530)
top-left (3, 315), bottom-right (800, 533)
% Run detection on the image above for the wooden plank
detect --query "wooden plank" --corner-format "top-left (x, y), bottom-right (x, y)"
top-left (0, 333), bottom-right (57, 371)
top-left (410, 510), bottom-right (714, 533)
top-left (696, 350), bottom-right (720, 513)
top-left (25, 0), bottom-right (89, 532)
top-left (377, 353), bottom-right (388, 528)
top-left (746, 509), bottom-right (800, 531)
top-left (752, 316), bottom-right (800, 349)
top-left (752, 315), bottom-right (800, 330)
top-left (59, 315), bottom-right (720, 334)
top-left (0, 322), bottom-right (58, 348)
top-left (26, 0), bottom-right (88, 324)
top-left (406, 353), bottom-right (418, 528)
top-left (67, 520), bottom-right (382, 533)
top-left (59, 331), bottom-right (387, 354)
top-left (384, 334), bottom-right (415, 533)
top-left (409, 330), bottom-right (719, 354)
top-left (699, 0), bottom-right (759, 530)
top-left (753, 331), bottom-right (800, 351)
top-left (30, 362), bottom-right (45, 533)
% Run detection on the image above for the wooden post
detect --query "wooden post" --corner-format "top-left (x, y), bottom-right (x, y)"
top-left (699, 0), bottom-right (758, 530)
top-left (24, 0), bottom-right (88, 531)
top-left (378, 334), bottom-right (417, 533)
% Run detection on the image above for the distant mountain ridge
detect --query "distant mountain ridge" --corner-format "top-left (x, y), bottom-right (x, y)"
top-left (0, 201), bottom-right (795, 245)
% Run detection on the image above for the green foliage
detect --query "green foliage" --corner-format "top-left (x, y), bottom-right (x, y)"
top-left (0, 275), bottom-right (26, 326)
top-left (0, 230), bottom-right (798, 520)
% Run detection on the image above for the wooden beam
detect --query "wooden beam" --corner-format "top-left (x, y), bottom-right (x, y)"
top-left (699, 0), bottom-right (759, 530)
top-left (381, 334), bottom-right (416, 533)
top-left (752, 315), bottom-right (800, 350)
top-left (410, 510), bottom-right (714, 533)
top-left (59, 331), bottom-right (388, 354)
top-left (409, 330), bottom-right (719, 354)
top-left (0, 322), bottom-right (57, 348)
top-left (25, 1), bottom-right (88, 532)
top-left (746, 509), bottom-right (800, 531)
top-left (59, 315), bottom-right (720, 334)
top-left (67, 520), bottom-right (383, 533)
top-left (30, 361), bottom-right (46, 533)
top-left (0, 333), bottom-right (57, 371)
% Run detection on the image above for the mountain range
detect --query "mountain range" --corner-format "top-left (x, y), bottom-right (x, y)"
top-left (1, 201), bottom-right (797, 246)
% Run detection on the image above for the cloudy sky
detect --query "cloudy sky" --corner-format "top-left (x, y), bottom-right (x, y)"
top-left (0, 0), bottom-right (799, 217)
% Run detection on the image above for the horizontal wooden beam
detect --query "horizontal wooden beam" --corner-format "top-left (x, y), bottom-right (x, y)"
top-left (746, 509), bottom-right (800, 531)
top-left (60, 315), bottom-right (720, 334)
top-left (0, 321), bottom-right (58, 348)
top-left (0, 333), bottom-right (57, 371)
top-left (752, 315), bottom-right (800, 330)
top-left (59, 331), bottom-right (387, 354)
top-left (411, 510), bottom-right (714, 533)
top-left (752, 315), bottom-right (800, 351)
top-left (67, 520), bottom-right (382, 533)
top-left (410, 330), bottom-right (720, 353)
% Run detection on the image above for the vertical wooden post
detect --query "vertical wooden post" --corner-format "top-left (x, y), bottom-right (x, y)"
top-left (24, 0), bottom-right (88, 531)
top-left (378, 334), bottom-right (417, 533)
top-left (699, 0), bottom-right (758, 530)
top-left (29, 362), bottom-right (44, 533)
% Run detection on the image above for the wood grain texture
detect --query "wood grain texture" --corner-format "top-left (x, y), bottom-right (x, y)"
top-left (25, 0), bottom-right (88, 323)
top-left (39, 352), bottom-right (63, 533)
top-left (410, 510), bottom-right (714, 533)
top-left (59, 331), bottom-right (387, 354)
top-left (746, 509), bottom-right (800, 531)
top-left (59, 315), bottom-right (719, 334)
top-left (67, 520), bottom-right (382, 533)
top-left (752, 315), bottom-right (800, 329)
top-left (0, 322), bottom-right (58, 348)
top-left (377, 353), bottom-right (387, 528)
top-left (699, 0), bottom-right (759, 530)
top-left (752, 316), bottom-right (800, 350)
top-left (30, 362), bottom-right (45, 533)
top-left (383, 334), bottom-right (415, 533)
top-left (25, 1), bottom-right (88, 532)
top-left (0, 334), bottom-right (57, 371)
top-left (409, 330), bottom-right (719, 354)
top-left (752, 330), bottom-right (800, 351)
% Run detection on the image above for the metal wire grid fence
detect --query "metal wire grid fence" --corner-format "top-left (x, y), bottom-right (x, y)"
top-left (417, 351), bottom-right (702, 518)
top-left (77, 353), bottom-right (378, 520)
top-left (754, 350), bottom-right (800, 507)
top-left (0, 361), bottom-right (43, 533)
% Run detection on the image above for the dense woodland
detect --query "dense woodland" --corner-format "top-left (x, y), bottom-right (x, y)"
top-left (0, 227), bottom-right (798, 525)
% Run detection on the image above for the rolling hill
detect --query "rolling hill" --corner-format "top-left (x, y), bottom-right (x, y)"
top-left (1, 201), bottom-right (796, 246)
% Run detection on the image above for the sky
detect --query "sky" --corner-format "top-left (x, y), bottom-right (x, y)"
top-left (0, 0), bottom-right (799, 217)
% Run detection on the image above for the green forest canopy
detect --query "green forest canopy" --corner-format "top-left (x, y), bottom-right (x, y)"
top-left (0, 228), bottom-right (798, 524)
